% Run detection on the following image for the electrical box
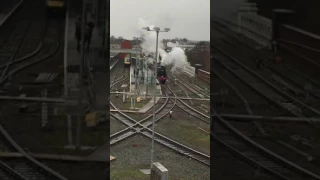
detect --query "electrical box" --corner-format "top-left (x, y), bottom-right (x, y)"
top-left (85, 112), bottom-right (97, 127)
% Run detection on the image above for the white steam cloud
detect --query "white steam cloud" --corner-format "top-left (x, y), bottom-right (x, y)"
top-left (136, 18), bottom-right (190, 72)
top-left (161, 47), bottom-right (189, 72)
top-left (136, 18), bottom-right (164, 56)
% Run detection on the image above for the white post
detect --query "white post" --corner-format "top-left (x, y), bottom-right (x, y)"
top-left (123, 89), bottom-right (125, 102)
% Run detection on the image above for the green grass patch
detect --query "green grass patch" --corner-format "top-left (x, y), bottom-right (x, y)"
top-left (156, 119), bottom-right (210, 154)
top-left (111, 164), bottom-right (150, 180)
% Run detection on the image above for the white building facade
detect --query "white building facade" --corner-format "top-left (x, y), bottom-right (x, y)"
top-left (237, 3), bottom-right (273, 48)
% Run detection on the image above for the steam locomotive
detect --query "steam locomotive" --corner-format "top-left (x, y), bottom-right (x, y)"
top-left (157, 64), bottom-right (167, 84)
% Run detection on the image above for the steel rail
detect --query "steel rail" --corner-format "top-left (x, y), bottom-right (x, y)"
top-left (211, 19), bottom-right (320, 100)
top-left (0, 15), bottom-right (69, 180)
top-left (109, 55), bottom-right (210, 166)
top-left (212, 44), bottom-right (320, 121)
top-left (212, 111), bottom-right (320, 179)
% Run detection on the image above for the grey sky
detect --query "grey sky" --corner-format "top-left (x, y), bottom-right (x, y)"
top-left (110, 0), bottom-right (210, 41)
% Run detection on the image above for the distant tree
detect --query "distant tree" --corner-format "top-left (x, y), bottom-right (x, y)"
top-left (194, 41), bottom-right (209, 51)
top-left (110, 35), bottom-right (115, 43)
top-left (138, 36), bottom-right (144, 43)
top-left (182, 38), bottom-right (188, 43)
top-left (133, 37), bottom-right (141, 45)
top-left (162, 39), bottom-right (170, 44)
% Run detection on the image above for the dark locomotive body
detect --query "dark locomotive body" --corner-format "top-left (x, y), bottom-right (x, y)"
top-left (46, 0), bottom-right (66, 18)
top-left (157, 64), bottom-right (167, 84)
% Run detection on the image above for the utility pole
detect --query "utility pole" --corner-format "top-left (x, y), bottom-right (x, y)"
top-left (76, 0), bottom-right (87, 150)
top-left (142, 26), bottom-right (170, 169)
top-left (151, 30), bottom-right (159, 168)
top-left (146, 59), bottom-right (148, 97)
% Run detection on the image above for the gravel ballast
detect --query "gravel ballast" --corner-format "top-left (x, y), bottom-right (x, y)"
top-left (111, 135), bottom-right (210, 180)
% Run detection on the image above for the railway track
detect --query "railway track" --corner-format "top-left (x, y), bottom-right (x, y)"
top-left (169, 71), bottom-right (209, 99)
top-left (211, 45), bottom-right (319, 154)
top-left (0, 20), bottom-right (61, 106)
top-left (0, 3), bottom-right (33, 80)
top-left (0, 1), bottom-right (69, 179)
top-left (110, 100), bottom-right (210, 165)
top-left (110, 58), bottom-right (128, 89)
top-left (0, 19), bottom-right (61, 87)
top-left (0, 160), bottom-right (26, 180)
top-left (0, 1), bottom-right (59, 94)
top-left (110, 62), bottom-right (210, 165)
top-left (175, 68), bottom-right (210, 95)
top-left (212, 44), bottom-right (320, 120)
top-left (211, 19), bottom-right (320, 101)
top-left (167, 76), bottom-right (210, 121)
top-left (211, 19), bottom-right (320, 178)
top-left (212, 111), bottom-right (320, 180)
top-left (197, 69), bottom-right (210, 84)
top-left (0, 129), bottom-right (68, 180)
top-left (0, 115), bottom-right (67, 180)
top-left (212, 51), bottom-right (320, 179)
top-left (109, 94), bottom-right (172, 145)
top-left (211, 18), bottom-right (320, 117)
